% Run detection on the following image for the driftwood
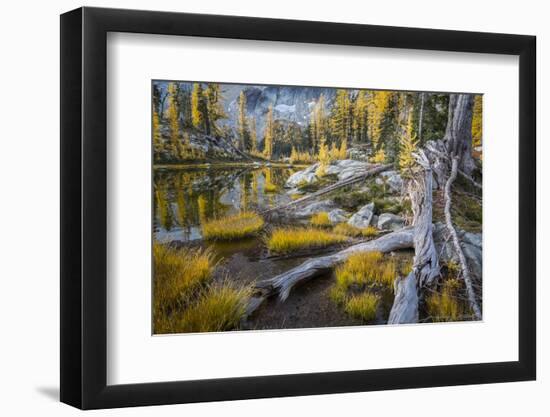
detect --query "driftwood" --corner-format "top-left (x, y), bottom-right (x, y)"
top-left (262, 163), bottom-right (392, 215)
top-left (244, 227), bottom-right (415, 318)
top-left (444, 158), bottom-right (482, 319)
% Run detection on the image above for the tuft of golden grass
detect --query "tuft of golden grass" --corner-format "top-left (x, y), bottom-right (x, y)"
top-left (176, 283), bottom-right (252, 333)
top-left (266, 227), bottom-right (348, 254)
top-left (426, 279), bottom-right (464, 322)
top-left (335, 251), bottom-right (396, 289)
top-left (332, 223), bottom-right (378, 238)
top-left (344, 293), bottom-right (380, 322)
top-left (153, 243), bottom-right (215, 309)
top-left (153, 243), bottom-right (216, 333)
top-left (202, 212), bottom-right (264, 240)
top-left (310, 211), bottom-right (331, 227)
top-left (361, 226), bottom-right (378, 238)
top-left (332, 223), bottom-right (363, 237)
top-left (153, 243), bottom-right (251, 334)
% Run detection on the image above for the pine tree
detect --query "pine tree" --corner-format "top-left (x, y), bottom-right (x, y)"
top-left (331, 89), bottom-right (351, 145)
top-left (352, 90), bottom-right (369, 144)
top-left (167, 82), bottom-right (181, 160)
top-left (263, 105), bottom-right (274, 159)
top-left (152, 109), bottom-right (162, 161)
top-left (471, 94), bottom-right (482, 148)
top-left (204, 83), bottom-right (227, 135)
top-left (237, 91), bottom-right (251, 151)
top-left (329, 141), bottom-right (339, 160)
top-left (191, 83), bottom-right (204, 130)
top-left (290, 146), bottom-right (298, 164)
top-left (339, 138), bottom-right (348, 160)
top-left (249, 117), bottom-right (257, 153)
top-left (316, 137), bottom-right (330, 177)
top-left (309, 94), bottom-right (327, 154)
top-left (366, 91), bottom-right (392, 150)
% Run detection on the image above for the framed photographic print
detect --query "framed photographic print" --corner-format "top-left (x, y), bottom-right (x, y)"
top-left (60, 6), bottom-right (536, 409)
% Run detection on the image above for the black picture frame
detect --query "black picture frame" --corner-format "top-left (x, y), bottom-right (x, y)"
top-left (60, 6), bottom-right (536, 410)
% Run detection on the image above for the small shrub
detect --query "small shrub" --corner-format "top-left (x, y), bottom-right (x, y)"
top-left (266, 227), bottom-right (348, 254)
top-left (332, 190), bottom-right (371, 211)
top-left (202, 212), bottom-right (264, 240)
top-left (445, 260), bottom-right (461, 277)
top-left (344, 293), bottom-right (380, 322)
top-left (373, 197), bottom-right (403, 215)
top-left (176, 283), bottom-right (252, 333)
top-left (426, 279), bottom-right (465, 322)
top-left (310, 212), bottom-right (331, 227)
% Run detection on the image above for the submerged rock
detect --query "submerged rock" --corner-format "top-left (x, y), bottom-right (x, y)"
top-left (377, 213), bottom-right (405, 231)
top-left (347, 203), bottom-right (375, 228)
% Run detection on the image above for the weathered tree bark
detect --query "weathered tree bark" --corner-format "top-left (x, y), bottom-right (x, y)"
top-left (443, 94), bottom-right (476, 177)
top-left (388, 272), bottom-right (418, 324)
top-left (388, 151), bottom-right (439, 324)
top-left (443, 158), bottom-right (482, 319)
top-left (418, 93), bottom-right (425, 142)
top-left (262, 163), bottom-right (392, 215)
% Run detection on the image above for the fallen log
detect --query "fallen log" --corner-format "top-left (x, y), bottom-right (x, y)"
top-left (262, 163), bottom-right (392, 215)
top-left (244, 227), bottom-right (415, 318)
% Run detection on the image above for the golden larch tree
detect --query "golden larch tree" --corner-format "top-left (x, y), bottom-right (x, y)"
top-left (263, 105), bottom-right (274, 159)
top-left (471, 94), bottom-right (483, 148)
top-left (398, 111), bottom-right (419, 172)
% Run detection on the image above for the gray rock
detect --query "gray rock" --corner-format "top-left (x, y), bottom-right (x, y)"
top-left (328, 208), bottom-right (349, 224)
top-left (433, 223), bottom-right (482, 280)
top-left (293, 199), bottom-right (336, 218)
top-left (377, 213), bottom-right (405, 231)
top-left (347, 203), bottom-right (375, 228)
top-left (375, 170), bottom-right (403, 193)
top-left (325, 159), bottom-right (371, 181)
top-left (285, 164), bottom-right (319, 188)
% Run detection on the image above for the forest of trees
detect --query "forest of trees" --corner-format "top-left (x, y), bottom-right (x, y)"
top-left (153, 81), bottom-right (482, 171)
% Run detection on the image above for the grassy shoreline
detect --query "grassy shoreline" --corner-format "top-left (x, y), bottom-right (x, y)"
top-left (154, 161), bottom-right (309, 170)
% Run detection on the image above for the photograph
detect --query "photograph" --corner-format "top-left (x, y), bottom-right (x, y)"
top-left (152, 80), bottom-right (483, 335)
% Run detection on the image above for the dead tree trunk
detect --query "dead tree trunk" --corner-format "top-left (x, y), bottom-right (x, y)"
top-left (443, 94), bottom-right (475, 177)
top-left (388, 151), bottom-right (440, 324)
top-left (389, 94), bottom-right (477, 323)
